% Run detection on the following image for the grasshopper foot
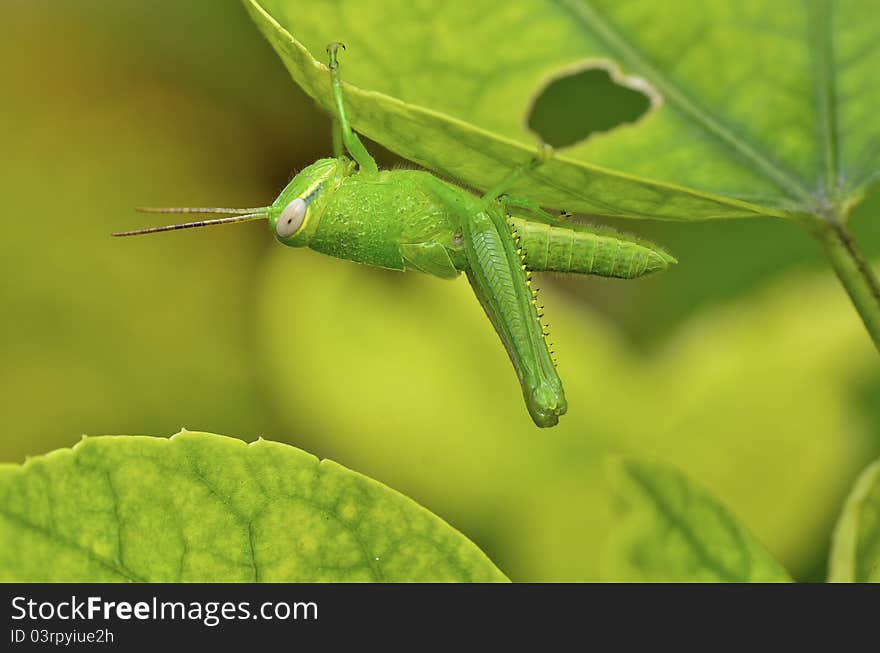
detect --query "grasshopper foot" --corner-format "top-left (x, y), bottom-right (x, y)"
top-left (326, 41), bottom-right (346, 69)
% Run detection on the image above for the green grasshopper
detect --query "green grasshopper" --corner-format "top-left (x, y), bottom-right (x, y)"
top-left (116, 43), bottom-right (675, 427)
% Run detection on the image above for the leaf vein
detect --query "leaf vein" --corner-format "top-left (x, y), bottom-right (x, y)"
top-left (0, 508), bottom-right (145, 582)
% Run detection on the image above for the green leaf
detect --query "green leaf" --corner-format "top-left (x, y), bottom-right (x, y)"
top-left (244, 0), bottom-right (878, 222)
top-left (0, 431), bottom-right (507, 582)
top-left (829, 459), bottom-right (880, 582)
top-left (607, 458), bottom-right (792, 582)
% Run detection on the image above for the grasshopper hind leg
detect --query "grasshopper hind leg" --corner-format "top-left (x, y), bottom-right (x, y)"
top-left (463, 146), bottom-right (565, 426)
top-left (461, 203), bottom-right (566, 427)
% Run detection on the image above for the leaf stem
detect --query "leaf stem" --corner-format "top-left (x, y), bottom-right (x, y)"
top-left (809, 218), bottom-right (880, 351)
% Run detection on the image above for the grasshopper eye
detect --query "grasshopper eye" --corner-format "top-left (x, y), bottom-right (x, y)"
top-left (277, 198), bottom-right (307, 237)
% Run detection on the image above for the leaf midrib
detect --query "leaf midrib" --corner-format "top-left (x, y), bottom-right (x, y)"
top-left (808, 0), bottom-right (840, 204)
top-left (624, 468), bottom-right (744, 582)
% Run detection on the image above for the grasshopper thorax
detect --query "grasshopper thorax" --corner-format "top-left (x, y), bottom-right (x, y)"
top-left (270, 157), bottom-right (355, 247)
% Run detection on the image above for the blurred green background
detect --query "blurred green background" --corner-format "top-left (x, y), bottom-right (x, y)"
top-left (2, 0), bottom-right (879, 582)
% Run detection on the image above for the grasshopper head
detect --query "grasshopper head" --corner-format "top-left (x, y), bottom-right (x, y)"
top-left (115, 158), bottom-right (355, 240)
top-left (269, 157), bottom-right (354, 247)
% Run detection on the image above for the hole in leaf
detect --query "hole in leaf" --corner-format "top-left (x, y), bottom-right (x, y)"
top-left (527, 66), bottom-right (653, 148)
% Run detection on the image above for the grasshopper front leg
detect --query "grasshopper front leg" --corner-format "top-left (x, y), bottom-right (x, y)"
top-left (327, 42), bottom-right (379, 175)
top-left (461, 202), bottom-right (566, 427)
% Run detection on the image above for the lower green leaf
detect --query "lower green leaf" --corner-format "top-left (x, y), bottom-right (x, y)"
top-left (829, 459), bottom-right (880, 583)
top-left (0, 431), bottom-right (507, 582)
top-left (607, 458), bottom-right (791, 582)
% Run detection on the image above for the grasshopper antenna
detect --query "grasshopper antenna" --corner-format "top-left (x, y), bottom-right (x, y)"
top-left (134, 207), bottom-right (268, 215)
top-left (113, 207), bottom-right (269, 237)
